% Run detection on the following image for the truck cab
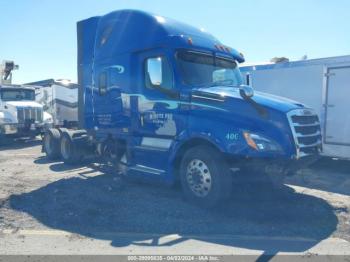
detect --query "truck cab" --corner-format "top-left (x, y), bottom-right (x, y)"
top-left (44, 10), bottom-right (322, 207)
top-left (0, 85), bottom-right (52, 140)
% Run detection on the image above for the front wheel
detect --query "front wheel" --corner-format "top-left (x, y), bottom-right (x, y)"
top-left (180, 145), bottom-right (232, 208)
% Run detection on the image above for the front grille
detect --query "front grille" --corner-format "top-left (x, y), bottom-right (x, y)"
top-left (300, 146), bottom-right (319, 155)
top-left (294, 125), bottom-right (319, 135)
top-left (297, 135), bottom-right (320, 145)
top-left (291, 115), bottom-right (319, 125)
top-left (287, 109), bottom-right (322, 158)
top-left (17, 107), bottom-right (43, 123)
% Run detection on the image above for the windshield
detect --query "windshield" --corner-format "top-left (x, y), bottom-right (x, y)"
top-left (0, 89), bottom-right (35, 101)
top-left (176, 50), bottom-right (243, 87)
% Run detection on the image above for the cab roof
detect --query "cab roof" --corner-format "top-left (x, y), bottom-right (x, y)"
top-left (78, 9), bottom-right (244, 62)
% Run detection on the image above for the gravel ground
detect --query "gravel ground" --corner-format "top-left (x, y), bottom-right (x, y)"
top-left (0, 138), bottom-right (349, 254)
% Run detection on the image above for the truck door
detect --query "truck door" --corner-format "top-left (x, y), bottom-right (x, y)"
top-left (325, 66), bottom-right (350, 145)
top-left (129, 50), bottom-right (188, 181)
top-left (92, 66), bottom-right (124, 131)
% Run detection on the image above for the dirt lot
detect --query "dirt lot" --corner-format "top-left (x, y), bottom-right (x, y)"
top-left (0, 138), bottom-right (349, 255)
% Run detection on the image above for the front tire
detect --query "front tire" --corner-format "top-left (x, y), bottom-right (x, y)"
top-left (180, 145), bottom-right (232, 208)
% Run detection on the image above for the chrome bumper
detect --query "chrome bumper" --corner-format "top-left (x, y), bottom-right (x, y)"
top-left (0, 124), bottom-right (18, 134)
top-left (0, 123), bottom-right (45, 135)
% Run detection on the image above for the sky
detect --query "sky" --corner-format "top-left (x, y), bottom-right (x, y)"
top-left (0, 0), bottom-right (349, 84)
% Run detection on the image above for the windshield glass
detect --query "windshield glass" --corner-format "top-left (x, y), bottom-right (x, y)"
top-left (176, 50), bottom-right (243, 87)
top-left (0, 89), bottom-right (35, 101)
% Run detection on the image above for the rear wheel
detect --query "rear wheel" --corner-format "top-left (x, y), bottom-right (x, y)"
top-left (43, 129), bottom-right (61, 159)
top-left (60, 132), bottom-right (82, 164)
top-left (180, 145), bottom-right (232, 208)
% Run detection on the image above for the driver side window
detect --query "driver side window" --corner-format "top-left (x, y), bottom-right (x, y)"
top-left (145, 56), bottom-right (173, 90)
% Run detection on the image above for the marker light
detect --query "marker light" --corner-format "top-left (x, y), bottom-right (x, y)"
top-left (154, 15), bottom-right (166, 23)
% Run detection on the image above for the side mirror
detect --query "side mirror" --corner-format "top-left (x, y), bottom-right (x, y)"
top-left (239, 85), bottom-right (254, 98)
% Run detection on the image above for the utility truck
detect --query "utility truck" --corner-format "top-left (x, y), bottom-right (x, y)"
top-left (0, 61), bottom-right (53, 142)
top-left (43, 10), bottom-right (322, 207)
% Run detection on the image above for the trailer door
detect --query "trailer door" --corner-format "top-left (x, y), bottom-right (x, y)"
top-left (325, 66), bottom-right (350, 145)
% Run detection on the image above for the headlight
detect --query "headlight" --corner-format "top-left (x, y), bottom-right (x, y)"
top-left (243, 131), bottom-right (282, 152)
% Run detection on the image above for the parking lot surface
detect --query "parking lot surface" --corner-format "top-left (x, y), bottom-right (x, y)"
top-left (0, 139), bottom-right (349, 256)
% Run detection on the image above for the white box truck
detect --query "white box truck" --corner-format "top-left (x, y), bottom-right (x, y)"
top-left (240, 55), bottom-right (350, 159)
top-left (26, 79), bottom-right (78, 128)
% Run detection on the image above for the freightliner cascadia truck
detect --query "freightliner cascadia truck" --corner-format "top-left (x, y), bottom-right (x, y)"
top-left (43, 10), bottom-right (322, 207)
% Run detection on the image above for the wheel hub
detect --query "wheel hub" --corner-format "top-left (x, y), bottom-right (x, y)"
top-left (186, 159), bottom-right (212, 197)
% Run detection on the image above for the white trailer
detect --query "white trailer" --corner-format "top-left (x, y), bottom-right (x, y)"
top-left (240, 55), bottom-right (350, 159)
top-left (26, 79), bottom-right (79, 128)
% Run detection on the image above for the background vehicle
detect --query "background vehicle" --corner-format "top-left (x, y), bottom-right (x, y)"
top-left (27, 79), bottom-right (79, 128)
top-left (1, 60), bottom-right (19, 85)
top-left (0, 61), bottom-right (53, 142)
top-left (241, 55), bottom-right (350, 159)
top-left (43, 10), bottom-right (322, 207)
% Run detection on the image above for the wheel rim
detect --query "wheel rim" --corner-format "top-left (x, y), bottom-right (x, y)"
top-left (61, 137), bottom-right (71, 160)
top-left (186, 159), bottom-right (212, 197)
top-left (44, 135), bottom-right (52, 155)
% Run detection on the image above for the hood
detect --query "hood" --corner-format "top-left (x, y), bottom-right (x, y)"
top-left (5, 101), bottom-right (43, 108)
top-left (193, 86), bottom-right (305, 113)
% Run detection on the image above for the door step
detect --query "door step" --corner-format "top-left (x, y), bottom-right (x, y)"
top-left (129, 164), bottom-right (165, 175)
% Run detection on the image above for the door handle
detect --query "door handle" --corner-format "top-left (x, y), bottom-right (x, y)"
top-left (327, 104), bottom-right (335, 108)
top-left (140, 114), bottom-right (144, 127)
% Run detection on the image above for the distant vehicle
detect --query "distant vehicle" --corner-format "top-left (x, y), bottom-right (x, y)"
top-left (43, 10), bottom-right (322, 207)
top-left (0, 85), bottom-right (53, 141)
top-left (26, 79), bottom-right (78, 128)
top-left (0, 61), bottom-right (53, 142)
top-left (0, 60), bottom-right (19, 85)
top-left (241, 55), bottom-right (350, 159)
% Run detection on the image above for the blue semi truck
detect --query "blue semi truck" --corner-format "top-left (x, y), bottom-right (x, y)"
top-left (43, 10), bottom-right (322, 207)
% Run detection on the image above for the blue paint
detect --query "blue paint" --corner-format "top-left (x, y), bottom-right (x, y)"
top-left (77, 10), bottom-right (316, 184)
